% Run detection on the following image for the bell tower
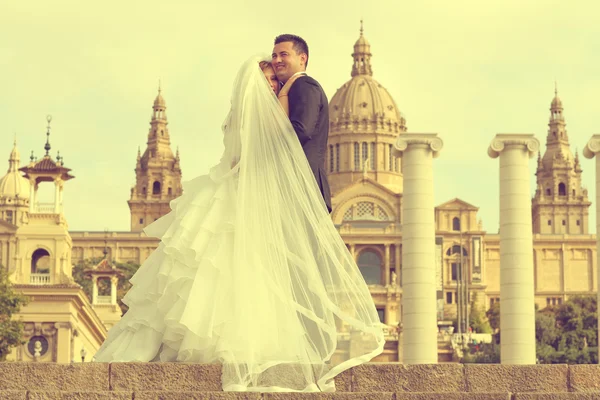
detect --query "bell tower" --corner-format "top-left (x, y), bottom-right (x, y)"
top-left (532, 85), bottom-right (590, 234)
top-left (128, 85), bottom-right (183, 232)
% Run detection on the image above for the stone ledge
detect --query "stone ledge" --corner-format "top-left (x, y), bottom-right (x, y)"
top-left (569, 365), bottom-right (600, 392)
top-left (109, 362), bottom-right (222, 391)
top-left (0, 362), bottom-right (598, 394)
top-left (27, 392), bottom-right (132, 400)
top-left (0, 390), bottom-right (27, 400)
top-left (351, 363), bottom-right (464, 392)
top-left (0, 363), bottom-right (109, 391)
top-left (135, 393), bottom-right (262, 400)
top-left (395, 394), bottom-right (510, 400)
top-left (264, 394), bottom-right (393, 400)
top-left (514, 394), bottom-right (600, 399)
top-left (464, 364), bottom-right (569, 393)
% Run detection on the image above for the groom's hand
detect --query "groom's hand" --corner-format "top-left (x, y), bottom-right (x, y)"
top-left (278, 74), bottom-right (302, 98)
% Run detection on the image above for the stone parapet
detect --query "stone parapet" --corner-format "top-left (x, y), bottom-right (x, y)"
top-left (0, 363), bottom-right (600, 398)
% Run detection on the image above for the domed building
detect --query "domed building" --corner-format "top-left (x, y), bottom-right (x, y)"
top-left (326, 24), bottom-right (408, 361)
top-left (0, 139), bottom-right (30, 225)
top-left (327, 22), bottom-right (406, 198)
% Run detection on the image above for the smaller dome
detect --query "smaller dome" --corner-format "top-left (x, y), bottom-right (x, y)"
top-left (551, 95), bottom-right (562, 109)
top-left (154, 92), bottom-right (166, 108)
top-left (0, 141), bottom-right (30, 200)
top-left (353, 34), bottom-right (370, 53)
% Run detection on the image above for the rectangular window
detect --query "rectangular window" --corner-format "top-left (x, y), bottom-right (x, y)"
top-left (446, 292), bottom-right (453, 304)
top-left (354, 143), bottom-right (360, 170)
top-left (562, 220), bottom-right (566, 226)
top-left (329, 145), bottom-right (334, 172)
top-left (577, 220), bottom-right (581, 226)
top-left (451, 263), bottom-right (461, 281)
top-left (335, 144), bottom-right (340, 172)
top-left (6, 210), bottom-right (13, 224)
top-left (376, 308), bottom-right (385, 323)
top-left (548, 220), bottom-right (552, 226)
top-left (389, 145), bottom-right (393, 171)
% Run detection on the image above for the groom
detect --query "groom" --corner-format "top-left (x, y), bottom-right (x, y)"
top-left (272, 34), bottom-right (332, 214)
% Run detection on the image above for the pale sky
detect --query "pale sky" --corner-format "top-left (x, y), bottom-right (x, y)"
top-left (1, 0), bottom-right (599, 233)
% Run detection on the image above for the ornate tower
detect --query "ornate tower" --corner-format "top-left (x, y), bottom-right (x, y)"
top-left (15, 115), bottom-right (76, 285)
top-left (0, 137), bottom-right (30, 227)
top-left (532, 86), bottom-right (590, 234)
top-left (128, 86), bottom-right (183, 232)
top-left (327, 21), bottom-right (407, 196)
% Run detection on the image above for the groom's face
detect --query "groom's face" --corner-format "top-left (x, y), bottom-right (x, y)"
top-left (271, 41), bottom-right (307, 83)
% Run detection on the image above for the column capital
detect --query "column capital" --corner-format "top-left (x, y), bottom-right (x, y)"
top-left (488, 134), bottom-right (540, 159)
top-left (394, 133), bottom-right (443, 158)
top-left (583, 134), bottom-right (600, 159)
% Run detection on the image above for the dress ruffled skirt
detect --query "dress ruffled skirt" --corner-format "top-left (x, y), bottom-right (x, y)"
top-left (94, 163), bottom-right (384, 392)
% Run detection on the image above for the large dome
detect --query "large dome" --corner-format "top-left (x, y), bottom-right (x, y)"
top-left (0, 141), bottom-right (30, 200)
top-left (329, 25), bottom-right (406, 135)
top-left (330, 76), bottom-right (405, 134)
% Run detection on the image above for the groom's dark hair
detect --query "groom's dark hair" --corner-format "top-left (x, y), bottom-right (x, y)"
top-left (274, 34), bottom-right (309, 68)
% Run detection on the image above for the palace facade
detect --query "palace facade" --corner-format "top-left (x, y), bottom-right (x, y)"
top-left (0, 26), bottom-right (596, 363)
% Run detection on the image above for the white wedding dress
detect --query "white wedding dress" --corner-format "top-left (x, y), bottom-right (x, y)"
top-left (93, 55), bottom-right (385, 392)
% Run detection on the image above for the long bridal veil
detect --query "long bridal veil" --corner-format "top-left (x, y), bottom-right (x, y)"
top-left (215, 55), bottom-right (385, 391)
top-left (93, 54), bottom-right (384, 393)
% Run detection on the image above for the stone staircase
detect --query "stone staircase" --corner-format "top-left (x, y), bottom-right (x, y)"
top-left (1, 363), bottom-right (600, 399)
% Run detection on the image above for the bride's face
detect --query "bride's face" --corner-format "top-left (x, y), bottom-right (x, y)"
top-left (263, 67), bottom-right (280, 95)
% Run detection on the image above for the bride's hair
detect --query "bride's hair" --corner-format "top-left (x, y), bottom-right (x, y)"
top-left (258, 61), bottom-right (273, 71)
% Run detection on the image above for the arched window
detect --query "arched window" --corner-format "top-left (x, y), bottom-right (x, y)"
top-left (558, 183), bottom-right (566, 196)
top-left (153, 181), bottom-right (161, 195)
top-left (362, 142), bottom-right (368, 168)
top-left (31, 249), bottom-right (50, 274)
top-left (358, 250), bottom-right (382, 285)
top-left (354, 143), bottom-right (360, 170)
top-left (546, 188), bottom-right (551, 196)
top-left (446, 245), bottom-right (468, 257)
top-left (452, 217), bottom-right (461, 231)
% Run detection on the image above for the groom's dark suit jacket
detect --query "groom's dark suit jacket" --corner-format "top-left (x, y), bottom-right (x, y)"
top-left (288, 75), bottom-right (332, 214)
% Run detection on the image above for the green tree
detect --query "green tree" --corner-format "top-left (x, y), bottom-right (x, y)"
top-left (469, 293), bottom-right (492, 334)
top-left (0, 265), bottom-right (29, 361)
top-left (486, 302), bottom-right (500, 332)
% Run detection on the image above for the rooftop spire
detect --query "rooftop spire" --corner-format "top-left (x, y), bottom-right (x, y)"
top-left (351, 19), bottom-right (373, 77)
top-left (44, 115), bottom-right (52, 157)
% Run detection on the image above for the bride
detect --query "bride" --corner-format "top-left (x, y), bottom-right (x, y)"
top-left (93, 54), bottom-right (385, 392)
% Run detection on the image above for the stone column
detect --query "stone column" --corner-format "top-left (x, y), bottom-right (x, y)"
top-left (384, 244), bottom-right (391, 286)
top-left (54, 322), bottom-right (72, 363)
top-left (92, 277), bottom-right (98, 305)
top-left (583, 134), bottom-right (600, 363)
top-left (394, 133), bottom-right (443, 364)
top-left (488, 134), bottom-right (539, 364)
top-left (111, 276), bottom-right (119, 305)
top-left (29, 179), bottom-right (35, 213)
